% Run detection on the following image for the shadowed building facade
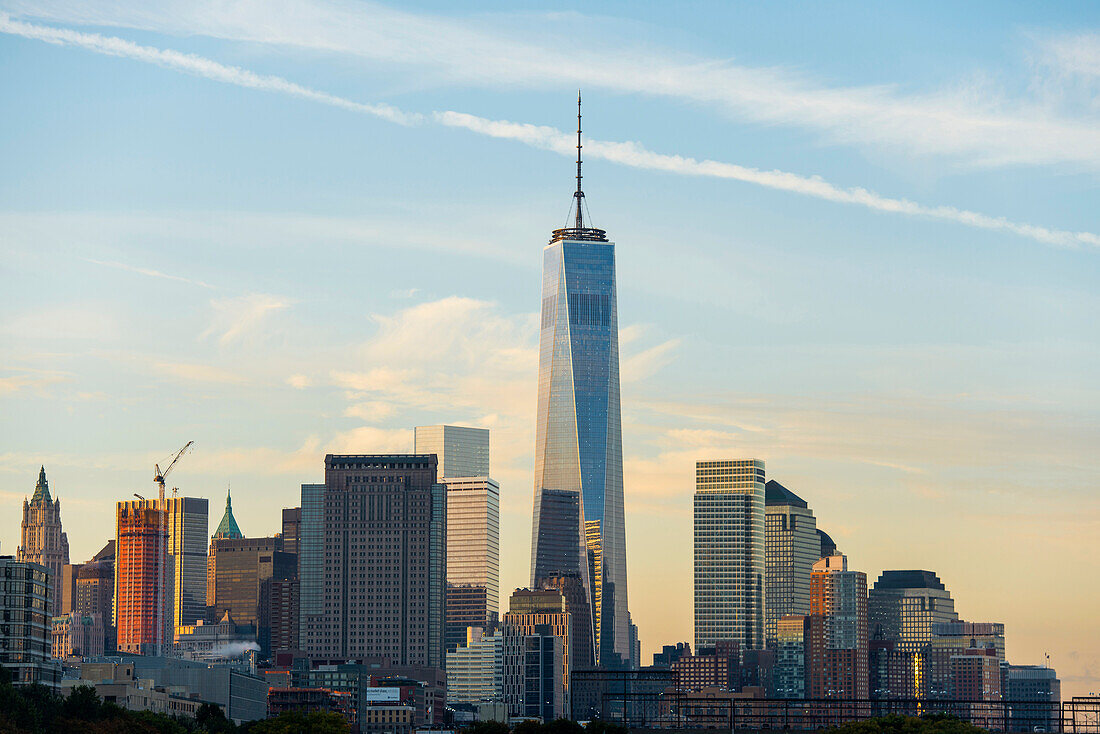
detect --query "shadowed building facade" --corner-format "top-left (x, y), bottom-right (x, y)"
top-left (529, 99), bottom-right (631, 668)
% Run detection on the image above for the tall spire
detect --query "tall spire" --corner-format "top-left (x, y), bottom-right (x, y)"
top-left (550, 91), bottom-right (608, 245)
top-left (213, 484), bottom-right (243, 539)
top-left (575, 90), bottom-right (585, 230)
top-left (31, 465), bottom-right (52, 504)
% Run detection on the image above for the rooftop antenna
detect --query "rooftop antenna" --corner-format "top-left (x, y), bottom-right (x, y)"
top-left (550, 91), bottom-right (607, 244)
top-left (575, 90), bottom-right (584, 230)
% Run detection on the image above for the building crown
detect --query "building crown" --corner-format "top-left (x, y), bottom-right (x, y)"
top-left (30, 465), bottom-right (52, 505)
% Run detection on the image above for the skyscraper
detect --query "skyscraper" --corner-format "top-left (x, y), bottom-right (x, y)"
top-left (164, 496), bottom-right (209, 633)
top-left (694, 459), bottom-right (766, 652)
top-left (808, 554), bottom-right (868, 699)
top-left (502, 588), bottom-right (572, 719)
top-left (301, 455), bottom-right (446, 667)
top-left (764, 480), bottom-right (818, 644)
top-left (529, 97), bottom-right (630, 668)
top-left (415, 425), bottom-right (500, 652)
top-left (0, 556), bottom-right (61, 691)
top-left (414, 425), bottom-right (490, 479)
top-left (18, 467), bottom-right (70, 606)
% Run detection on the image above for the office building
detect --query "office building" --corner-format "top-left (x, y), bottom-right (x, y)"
top-left (164, 496), bottom-right (209, 633)
top-left (17, 467), bottom-right (70, 607)
top-left (869, 568), bottom-right (958, 697)
top-left (869, 570), bottom-right (959, 653)
top-left (72, 541), bottom-right (116, 653)
top-left (297, 483), bottom-right (324, 653)
top-left (503, 588), bottom-right (572, 717)
top-left (1002, 664), bottom-right (1061, 732)
top-left (808, 555), bottom-right (868, 699)
top-left (207, 535), bottom-right (294, 658)
top-left (114, 500), bottom-right (169, 654)
top-left (817, 530), bottom-right (838, 560)
top-left (694, 459), bottom-right (766, 652)
top-left (764, 480), bottom-right (818, 643)
top-left (529, 103), bottom-right (632, 668)
top-left (441, 476), bottom-right (500, 652)
top-left (414, 425), bottom-right (490, 479)
top-left (174, 611), bottom-right (258, 661)
top-left (0, 556), bottom-right (61, 690)
top-left (207, 488), bottom-right (244, 612)
top-left (652, 642), bottom-right (691, 668)
top-left (869, 640), bottom-right (918, 699)
top-left (280, 507), bottom-right (301, 555)
top-left (446, 626), bottom-right (503, 704)
top-left (128, 654), bottom-right (268, 723)
top-left (538, 570), bottom-right (595, 670)
top-left (775, 615), bottom-right (810, 699)
top-left (926, 621), bottom-right (1006, 699)
top-left (300, 455), bottom-right (446, 667)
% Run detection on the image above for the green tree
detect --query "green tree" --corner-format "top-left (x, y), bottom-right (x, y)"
top-left (544, 718), bottom-right (584, 734)
top-left (63, 684), bottom-right (104, 722)
top-left (462, 720), bottom-right (511, 734)
top-left (585, 720), bottom-right (629, 734)
top-left (244, 710), bottom-right (350, 734)
top-left (195, 703), bottom-right (236, 734)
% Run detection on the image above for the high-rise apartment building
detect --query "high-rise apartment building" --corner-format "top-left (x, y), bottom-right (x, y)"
top-left (17, 467), bottom-right (70, 607)
top-left (694, 459), bottom-right (765, 652)
top-left (446, 626), bottom-right (503, 704)
top-left (414, 425), bottom-right (490, 479)
top-left (115, 500), bottom-right (168, 654)
top-left (925, 621), bottom-right (1006, 699)
top-left (0, 556), bottom-right (61, 691)
top-left (114, 496), bottom-right (206, 650)
top-left (764, 480), bottom-right (818, 644)
top-left (416, 426), bottom-right (500, 652)
top-left (529, 100), bottom-right (631, 668)
top-left (808, 555), bottom-right (868, 699)
top-left (300, 455), bottom-right (446, 667)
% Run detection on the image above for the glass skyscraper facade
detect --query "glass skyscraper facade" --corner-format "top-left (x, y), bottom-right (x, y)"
top-left (529, 231), bottom-right (630, 668)
top-left (694, 459), bottom-right (765, 652)
top-left (414, 425), bottom-right (490, 479)
top-left (764, 480), bottom-right (818, 644)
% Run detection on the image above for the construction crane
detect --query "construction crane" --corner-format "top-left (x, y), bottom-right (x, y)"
top-left (150, 440), bottom-right (192, 659)
top-left (154, 441), bottom-right (193, 502)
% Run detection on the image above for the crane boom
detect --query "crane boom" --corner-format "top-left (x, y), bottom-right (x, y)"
top-left (154, 440), bottom-right (194, 502)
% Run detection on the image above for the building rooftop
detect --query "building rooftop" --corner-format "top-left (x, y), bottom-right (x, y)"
top-left (764, 480), bottom-right (808, 508)
top-left (212, 487), bottom-right (243, 540)
top-left (872, 569), bottom-right (946, 591)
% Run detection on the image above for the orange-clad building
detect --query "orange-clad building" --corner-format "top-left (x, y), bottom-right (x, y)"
top-left (808, 554), bottom-right (868, 699)
top-left (115, 501), bottom-right (168, 654)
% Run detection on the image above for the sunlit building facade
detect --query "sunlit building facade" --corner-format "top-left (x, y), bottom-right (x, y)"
top-left (529, 120), bottom-right (631, 668)
top-left (808, 554), bottom-right (868, 699)
top-left (414, 425), bottom-right (490, 480)
top-left (114, 501), bottom-right (168, 654)
top-left (694, 459), bottom-right (766, 652)
top-left (17, 467), bottom-right (69, 607)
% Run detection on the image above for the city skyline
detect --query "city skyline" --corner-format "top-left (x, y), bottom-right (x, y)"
top-left (1, 1), bottom-right (1097, 700)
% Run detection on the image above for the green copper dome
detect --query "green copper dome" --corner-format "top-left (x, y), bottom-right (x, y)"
top-left (213, 486), bottom-right (243, 539)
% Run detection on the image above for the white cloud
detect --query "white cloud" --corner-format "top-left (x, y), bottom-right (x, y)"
top-left (0, 372), bottom-right (68, 396)
top-left (285, 374), bottom-right (312, 389)
top-left (83, 257), bottom-right (215, 289)
top-left (200, 293), bottom-right (293, 346)
top-left (8, 1), bottom-right (1100, 169)
top-left (2, 15), bottom-right (1095, 250)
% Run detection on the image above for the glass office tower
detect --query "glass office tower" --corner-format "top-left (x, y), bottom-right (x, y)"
top-left (530, 97), bottom-right (630, 669)
top-left (694, 459), bottom-right (766, 652)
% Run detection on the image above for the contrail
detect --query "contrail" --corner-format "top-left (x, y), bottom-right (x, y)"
top-left (3, 13), bottom-right (1096, 250)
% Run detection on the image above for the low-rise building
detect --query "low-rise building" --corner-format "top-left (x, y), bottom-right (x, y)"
top-left (173, 612), bottom-right (258, 662)
top-left (267, 686), bottom-right (355, 725)
top-left (126, 654), bottom-right (268, 723)
top-left (60, 661), bottom-right (207, 719)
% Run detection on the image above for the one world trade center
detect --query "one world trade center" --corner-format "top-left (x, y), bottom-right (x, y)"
top-left (530, 96), bottom-right (631, 669)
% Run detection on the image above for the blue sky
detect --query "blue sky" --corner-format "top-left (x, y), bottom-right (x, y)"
top-left (1, 1), bottom-right (1098, 695)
